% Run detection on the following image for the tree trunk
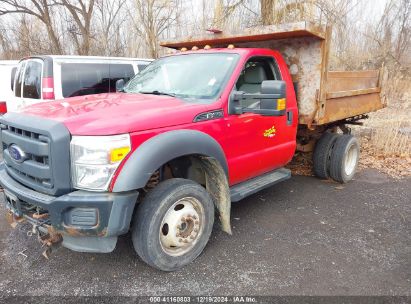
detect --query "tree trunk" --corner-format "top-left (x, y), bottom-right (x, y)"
top-left (212, 0), bottom-right (224, 29)
top-left (261, 0), bottom-right (275, 25)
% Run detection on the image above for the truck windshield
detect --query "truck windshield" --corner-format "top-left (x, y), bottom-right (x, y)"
top-left (124, 53), bottom-right (239, 101)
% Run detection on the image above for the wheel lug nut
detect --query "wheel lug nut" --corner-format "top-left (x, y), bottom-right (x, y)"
top-left (179, 238), bottom-right (183, 242)
top-left (193, 215), bottom-right (197, 220)
top-left (183, 239), bottom-right (188, 243)
top-left (190, 235), bottom-right (195, 239)
top-left (194, 228), bottom-right (198, 233)
top-left (195, 220), bottom-right (199, 224)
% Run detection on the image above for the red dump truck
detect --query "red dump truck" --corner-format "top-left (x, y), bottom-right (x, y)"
top-left (0, 22), bottom-right (384, 271)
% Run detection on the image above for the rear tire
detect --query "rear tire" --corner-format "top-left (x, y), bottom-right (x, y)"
top-left (132, 178), bottom-right (214, 271)
top-left (313, 132), bottom-right (339, 179)
top-left (329, 134), bottom-right (360, 183)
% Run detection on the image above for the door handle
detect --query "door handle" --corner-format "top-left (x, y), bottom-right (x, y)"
top-left (286, 110), bottom-right (293, 126)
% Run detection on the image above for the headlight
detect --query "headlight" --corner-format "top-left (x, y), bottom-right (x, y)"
top-left (70, 134), bottom-right (131, 191)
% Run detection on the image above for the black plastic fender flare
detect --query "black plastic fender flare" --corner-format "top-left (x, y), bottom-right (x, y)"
top-left (112, 129), bottom-right (229, 192)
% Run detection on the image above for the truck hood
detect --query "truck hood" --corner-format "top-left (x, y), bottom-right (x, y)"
top-left (20, 93), bottom-right (209, 135)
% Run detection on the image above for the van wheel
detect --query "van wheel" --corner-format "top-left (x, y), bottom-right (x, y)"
top-left (329, 135), bottom-right (360, 183)
top-left (313, 132), bottom-right (339, 179)
top-left (132, 178), bottom-right (214, 271)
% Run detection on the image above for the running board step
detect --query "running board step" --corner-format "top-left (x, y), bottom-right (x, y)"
top-left (230, 168), bottom-right (291, 202)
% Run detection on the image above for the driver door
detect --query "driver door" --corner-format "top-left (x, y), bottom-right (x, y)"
top-left (225, 56), bottom-right (294, 185)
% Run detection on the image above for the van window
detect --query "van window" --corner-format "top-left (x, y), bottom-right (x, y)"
top-left (23, 60), bottom-right (42, 99)
top-left (61, 63), bottom-right (134, 97)
top-left (14, 61), bottom-right (26, 98)
top-left (137, 64), bottom-right (149, 72)
top-left (108, 64), bottom-right (135, 91)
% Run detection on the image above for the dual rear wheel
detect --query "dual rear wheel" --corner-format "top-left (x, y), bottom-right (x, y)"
top-left (313, 132), bottom-right (360, 183)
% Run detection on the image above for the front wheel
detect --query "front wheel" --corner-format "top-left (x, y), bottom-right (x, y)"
top-left (132, 178), bottom-right (214, 271)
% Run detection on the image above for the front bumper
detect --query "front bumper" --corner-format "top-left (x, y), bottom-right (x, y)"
top-left (0, 163), bottom-right (138, 253)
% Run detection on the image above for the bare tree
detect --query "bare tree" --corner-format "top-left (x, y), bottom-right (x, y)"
top-left (94, 0), bottom-right (127, 56)
top-left (56, 0), bottom-right (95, 55)
top-left (375, 0), bottom-right (411, 65)
top-left (260, 0), bottom-right (275, 25)
top-left (129, 0), bottom-right (181, 58)
top-left (0, 0), bottom-right (63, 54)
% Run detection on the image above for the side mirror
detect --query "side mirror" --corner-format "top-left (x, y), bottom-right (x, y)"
top-left (115, 79), bottom-right (125, 92)
top-left (230, 80), bottom-right (287, 116)
top-left (10, 67), bottom-right (17, 91)
top-left (261, 80), bottom-right (286, 96)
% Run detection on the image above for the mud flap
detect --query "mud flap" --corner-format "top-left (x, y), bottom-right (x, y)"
top-left (200, 157), bottom-right (232, 235)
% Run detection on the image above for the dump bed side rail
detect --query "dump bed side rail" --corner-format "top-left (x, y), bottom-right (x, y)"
top-left (318, 70), bottom-right (384, 125)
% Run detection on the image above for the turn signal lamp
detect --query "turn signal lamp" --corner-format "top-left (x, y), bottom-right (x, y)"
top-left (110, 146), bottom-right (131, 163)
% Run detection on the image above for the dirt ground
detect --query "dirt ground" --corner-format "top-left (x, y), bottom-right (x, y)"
top-left (0, 168), bottom-right (409, 296)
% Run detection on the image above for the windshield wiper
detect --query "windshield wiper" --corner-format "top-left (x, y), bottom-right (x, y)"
top-left (140, 90), bottom-right (177, 98)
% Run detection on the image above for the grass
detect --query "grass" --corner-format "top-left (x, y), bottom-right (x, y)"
top-left (353, 76), bottom-right (411, 178)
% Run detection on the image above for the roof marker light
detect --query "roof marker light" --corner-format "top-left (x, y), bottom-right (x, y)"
top-left (192, 46), bottom-right (199, 51)
top-left (204, 45), bottom-right (211, 50)
top-left (227, 44), bottom-right (235, 49)
top-left (180, 47), bottom-right (187, 52)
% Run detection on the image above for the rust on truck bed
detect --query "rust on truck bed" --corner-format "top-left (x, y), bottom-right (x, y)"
top-left (161, 21), bottom-right (385, 126)
top-left (320, 70), bottom-right (384, 124)
top-left (161, 21), bottom-right (326, 48)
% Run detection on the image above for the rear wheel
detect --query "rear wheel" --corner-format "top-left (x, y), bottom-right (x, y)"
top-left (132, 178), bottom-right (214, 271)
top-left (313, 132), bottom-right (339, 179)
top-left (329, 134), bottom-right (360, 183)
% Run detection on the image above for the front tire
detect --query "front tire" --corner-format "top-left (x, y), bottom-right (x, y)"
top-left (132, 178), bottom-right (214, 271)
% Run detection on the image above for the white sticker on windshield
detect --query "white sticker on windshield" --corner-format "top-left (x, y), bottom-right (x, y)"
top-left (227, 57), bottom-right (234, 61)
top-left (208, 78), bottom-right (216, 86)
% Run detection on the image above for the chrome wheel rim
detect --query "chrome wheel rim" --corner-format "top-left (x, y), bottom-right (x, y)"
top-left (159, 197), bottom-right (205, 256)
top-left (344, 144), bottom-right (358, 176)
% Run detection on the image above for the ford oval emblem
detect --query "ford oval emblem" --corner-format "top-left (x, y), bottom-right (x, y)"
top-left (8, 144), bottom-right (27, 163)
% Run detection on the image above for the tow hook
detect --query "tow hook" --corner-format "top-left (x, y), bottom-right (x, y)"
top-left (6, 210), bottom-right (24, 228)
top-left (6, 210), bottom-right (63, 259)
top-left (37, 226), bottom-right (63, 259)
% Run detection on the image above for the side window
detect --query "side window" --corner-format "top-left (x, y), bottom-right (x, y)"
top-left (236, 57), bottom-right (280, 93)
top-left (108, 64), bottom-right (135, 92)
top-left (23, 60), bottom-right (42, 99)
top-left (14, 61), bottom-right (26, 98)
top-left (61, 63), bottom-right (110, 97)
top-left (235, 57), bottom-right (281, 109)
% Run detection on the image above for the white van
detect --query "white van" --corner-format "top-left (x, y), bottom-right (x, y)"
top-left (0, 60), bottom-right (19, 114)
top-left (9, 55), bottom-right (153, 112)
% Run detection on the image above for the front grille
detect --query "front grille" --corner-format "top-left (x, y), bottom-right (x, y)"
top-left (2, 125), bottom-right (52, 190)
top-left (0, 113), bottom-right (72, 196)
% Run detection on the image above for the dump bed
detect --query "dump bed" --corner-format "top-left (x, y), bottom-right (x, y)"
top-left (161, 22), bottom-right (384, 126)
